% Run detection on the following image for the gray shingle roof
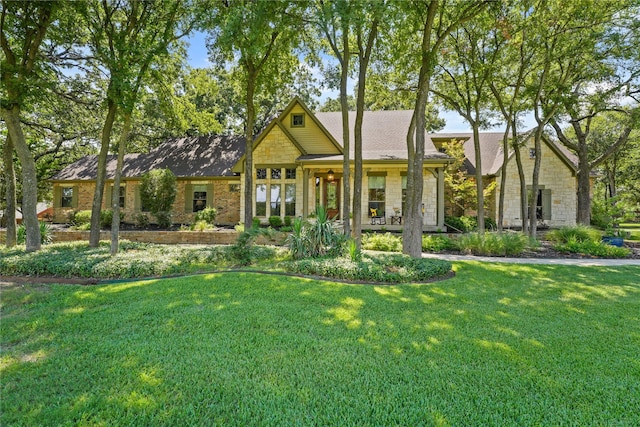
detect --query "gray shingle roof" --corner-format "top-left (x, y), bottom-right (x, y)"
top-left (52, 135), bottom-right (245, 181)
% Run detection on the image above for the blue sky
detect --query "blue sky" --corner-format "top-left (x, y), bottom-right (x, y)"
top-left (186, 31), bottom-right (536, 133)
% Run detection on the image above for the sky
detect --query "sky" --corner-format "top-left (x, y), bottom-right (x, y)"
top-left (185, 31), bottom-right (537, 133)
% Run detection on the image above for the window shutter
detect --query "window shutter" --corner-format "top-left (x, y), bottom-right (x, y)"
top-left (134, 184), bottom-right (141, 211)
top-left (71, 186), bottom-right (79, 208)
top-left (105, 185), bottom-right (112, 209)
top-left (542, 189), bottom-right (552, 220)
top-left (53, 186), bottom-right (61, 208)
top-left (184, 183), bottom-right (193, 213)
top-left (206, 184), bottom-right (214, 208)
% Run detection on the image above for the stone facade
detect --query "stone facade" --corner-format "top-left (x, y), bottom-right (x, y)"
top-left (495, 141), bottom-right (577, 228)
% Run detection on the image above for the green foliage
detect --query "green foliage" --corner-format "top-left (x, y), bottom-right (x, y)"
top-left (155, 211), bottom-right (173, 229)
top-left (362, 232), bottom-right (402, 252)
top-left (194, 207), bottom-right (217, 225)
top-left (546, 226), bottom-right (602, 244)
top-left (283, 253), bottom-right (451, 283)
top-left (17, 221), bottom-right (53, 245)
top-left (99, 210), bottom-right (125, 229)
top-left (69, 210), bottom-right (92, 226)
top-left (286, 206), bottom-right (345, 260)
top-left (347, 239), bottom-right (362, 262)
top-left (422, 235), bottom-right (457, 253)
top-left (283, 216), bottom-right (292, 227)
top-left (135, 213), bottom-right (150, 228)
top-left (445, 216), bottom-right (496, 233)
top-left (591, 197), bottom-right (632, 229)
top-left (191, 220), bottom-right (214, 232)
top-left (553, 238), bottom-right (630, 258)
top-left (457, 232), bottom-right (529, 256)
top-left (269, 215), bottom-right (283, 228)
top-left (230, 227), bottom-right (273, 266)
top-left (252, 217), bottom-right (262, 229)
top-left (139, 169), bottom-right (177, 218)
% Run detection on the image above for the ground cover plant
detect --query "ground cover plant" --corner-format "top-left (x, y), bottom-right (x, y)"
top-left (546, 225), bottom-right (631, 258)
top-left (2, 263), bottom-right (639, 425)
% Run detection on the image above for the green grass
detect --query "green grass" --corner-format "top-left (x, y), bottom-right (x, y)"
top-left (619, 223), bottom-right (640, 241)
top-left (2, 263), bottom-right (639, 426)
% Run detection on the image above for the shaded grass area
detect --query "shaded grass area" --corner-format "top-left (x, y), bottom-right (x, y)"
top-left (620, 223), bottom-right (640, 241)
top-left (2, 263), bottom-right (639, 426)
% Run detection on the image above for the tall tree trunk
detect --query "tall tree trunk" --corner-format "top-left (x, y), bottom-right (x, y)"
top-left (243, 71), bottom-right (256, 231)
top-left (403, 1), bottom-right (438, 258)
top-left (2, 106), bottom-right (40, 251)
top-left (497, 122), bottom-right (511, 233)
top-left (472, 123), bottom-right (484, 233)
top-left (339, 28), bottom-right (351, 236)
top-left (89, 99), bottom-right (117, 247)
top-left (576, 145), bottom-right (591, 225)
top-left (512, 124), bottom-right (528, 233)
top-left (3, 133), bottom-right (17, 247)
top-left (528, 127), bottom-right (543, 237)
top-left (110, 111), bottom-right (131, 255)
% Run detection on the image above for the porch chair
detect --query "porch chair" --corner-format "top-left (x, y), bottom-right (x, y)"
top-left (370, 208), bottom-right (386, 225)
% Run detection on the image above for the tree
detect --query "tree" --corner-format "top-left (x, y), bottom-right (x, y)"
top-left (431, 9), bottom-right (501, 234)
top-left (81, 0), bottom-right (198, 253)
top-left (396, 0), bottom-right (488, 257)
top-left (139, 168), bottom-right (177, 228)
top-left (1, 1), bottom-right (60, 251)
top-left (207, 0), bottom-right (304, 231)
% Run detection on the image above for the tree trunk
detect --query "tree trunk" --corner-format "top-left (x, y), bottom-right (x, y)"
top-left (110, 111), bottom-right (131, 255)
top-left (528, 127), bottom-right (543, 237)
top-left (576, 145), bottom-right (591, 225)
top-left (512, 124), bottom-right (528, 234)
top-left (2, 106), bottom-right (41, 251)
top-left (243, 71), bottom-right (257, 231)
top-left (472, 123), bottom-right (484, 234)
top-left (3, 133), bottom-right (17, 247)
top-left (339, 29), bottom-right (351, 236)
top-left (497, 123), bottom-right (511, 233)
top-left (89, 99), bottom-right (117, 247)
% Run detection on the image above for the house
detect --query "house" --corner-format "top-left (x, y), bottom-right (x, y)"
top-left (50, 97), bottom-right (580, 229)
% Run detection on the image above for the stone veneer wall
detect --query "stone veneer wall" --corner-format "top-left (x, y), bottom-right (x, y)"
top-left (496, 141), bottom-right (577, 228)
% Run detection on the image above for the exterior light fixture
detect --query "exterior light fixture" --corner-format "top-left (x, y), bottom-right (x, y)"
top-left (327, 169), bottom-right (335, 181)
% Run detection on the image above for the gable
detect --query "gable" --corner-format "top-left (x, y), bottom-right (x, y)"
top-left (253, 124), bottom-right (302, 166)
top-left (283, 104), bottom-right (342, 155)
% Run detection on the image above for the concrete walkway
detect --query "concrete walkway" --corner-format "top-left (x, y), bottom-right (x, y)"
top-left (421, 253), bottom-right (640, 266)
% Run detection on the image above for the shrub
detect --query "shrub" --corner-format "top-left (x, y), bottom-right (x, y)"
top-left (100, 209), bottom-right (125, 229)
top-left (269, 216), bottom-right (283, 228)
top-left (362, 232), bottom-right (402, 252)
top-left (282, 253), bottom-right (452, 283)
top-left (347, 239), bottom-right (362, 262)
top-left (252, 217), bottom-right (262, 229)
top-left (553, 238), bottom-right (630, 258)
top-left (191, 220), bottom-right (213, 231)
top-left (546, 225), bottom-right (601, 244)
top-left (457, 232), bottom-right (528, 256)
top-left (194, 207), bottom-right (217, 225)
top-left (155, 211), bottom-right (173, 229)
top-left (286, 217), bottom-right (309, 260)
top-left (17, 221), bottom-right (53, 245)
top-left (284, 216), bottom-right (292, 227)
top-left (139, 169), bottom-right (177, 213)
top-left (445, 216), bottom-right (496, 232)
top-left (422, 235), bottom-right (457, 252)
top-left (286, 207), bottom-right (345, 259)
top-left (135, 213), bottom-right (150, 228)
top-left (70, 210), bottom-right (92, 226)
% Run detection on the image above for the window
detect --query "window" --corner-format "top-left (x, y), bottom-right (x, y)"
top-left (256, 168), bottom-right (267, 179)
top-left (107, 185), bottom-right (125, 208)
top-left (291, 113), bottom-right (305, 127)
top-left (271, 168), bottom-right (282, 179)
top-left (193, 185), bottom-right (207, 212)
top-left (270, 184), bottom-right (281, 215)
top-left (528, 188), bottom-right (551, 220)
top-left (61, 187), bottom-right (73, 208)
top-left (368, 176), bottom-right (386, 217)
top-left (285, 184), bottom-right (296, 216)
top-left (286, 168), bottom-right (296, 179)
top-left (256, 184), bottom-right (267, 216)
top-left (401, 175), bottom-right (407, 215)
top-left (529, 148), bottom-right (536, 159)
top-left (229, 183), bottom-right (241, 193)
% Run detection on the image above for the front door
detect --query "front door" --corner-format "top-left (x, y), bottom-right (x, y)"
top-left (324, 179), bottom-right (340, 220)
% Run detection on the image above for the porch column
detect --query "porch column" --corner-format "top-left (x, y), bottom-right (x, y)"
top-left (302, 168), bottom-right (309, 218)
top-left (437, 167), bottom-right (445, 229)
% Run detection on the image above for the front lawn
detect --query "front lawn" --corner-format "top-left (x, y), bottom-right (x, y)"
top-left (2, 263), bottom-right (639, 425)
